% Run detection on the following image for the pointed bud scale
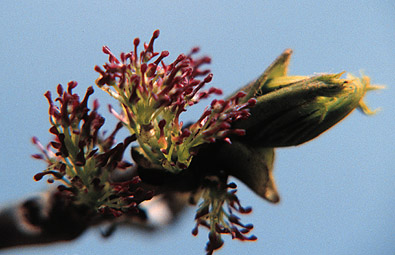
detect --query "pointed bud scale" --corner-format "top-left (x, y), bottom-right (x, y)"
top-left (230, 49), bottom-right (381, 147)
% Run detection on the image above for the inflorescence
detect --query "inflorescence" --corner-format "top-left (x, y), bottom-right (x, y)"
top-left (94, 30), bottom-right (255, 173)
top-left (32, 30), bottom-right (257, 254)
top-left (193, 179), bottom-right (257, 255)
top-left (32, 82), bottom-right (152, 217)
top-left (31, 30), bottom-right (381, 255)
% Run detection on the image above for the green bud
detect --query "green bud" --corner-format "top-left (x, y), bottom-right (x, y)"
top-left (234, 50), bottom-right (382, 147)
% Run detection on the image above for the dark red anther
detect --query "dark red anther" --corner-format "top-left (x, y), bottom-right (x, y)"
top-left (146, 29), bottom-right (160, 53)
top-left (248, 235), bottom-right (257, 241)
top-left (49, 125), bottom-right (59, 135)
top-left (76, 86), bottom-right (94, 114)
top-left (31, 154), bottom-right (43, 159)
top-left (31, 136), bottom-right (39, 145)
top-left (102, 46), bottom-right (111, 54)
top-left (50, 175), bottom-right (63, 183)
top-left (120, 52), bottom-right (126, 63)
top-left (50, 141), bottom-right (61, 149)
top-left (57, 84), bottom-right (64, 96)
top-left (189, 79), bottom-right (201, 87)
top-left (197, 91), bottom-right (208, 100)
top-left (154, 50), bottom-right (169, 65)
top-left (94, 65), bottom-right (105, 75)
top-left (133, 37), bottom-right (140, 61)
top-left (220, 122), bottom-right (231, 130)
top-left (204, 73), bottom-right (213, 83)
top-left (158, 119), bottom-right (166, 130)
top-left (228, 214), bottom-right (241, 225)
top-left (244, 224), bottom-right (254, 230)
top-left (33, 172), bottom-right (46, 181)
top-left (196, 56), bottom-right (212, 66)
top-left (175, 54), bottom-right (186, 64)
top-left (190, 47), bottom-right (200, 55)
top-left (153, 29), bottom-right (160, 38)
top-left (192, 226), bottom-right (199, 236)
top-left (44, 91), bottom-right (53, 105)
top-left (208, 87), bottom-right (222, 95)
top-left (67, 81), bottom-right (78, 94)
top-left (207, 232), bottom-right (224, 251)
top-left (133, 38), bottom-right (140, 48)
top-left (34, 170), bottom-right (64, 182)
top-left (235, 91), bottom-right (247, 98)
top-left (239, 206), bottom-right (252, 214)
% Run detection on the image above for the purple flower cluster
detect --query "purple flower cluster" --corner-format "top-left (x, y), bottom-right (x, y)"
top-left (29, 30), bottom-right (380, 254)
top-left (94, 30), bottom-right (255, 172)
top-left (192, 181), bottom-right (257, 255)
top-left (32, 82), bottom-right (151, 217)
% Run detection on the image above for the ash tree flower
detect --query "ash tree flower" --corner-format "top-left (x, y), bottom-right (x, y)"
top-left (32, 82), bottom-right (152, 218)
top-left (29, 30), bottom-right (381, 255)
top-left (94, 30), bottom-right (255, 173)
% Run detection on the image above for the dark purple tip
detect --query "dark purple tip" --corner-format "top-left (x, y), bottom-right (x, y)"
top-left (33, 172), bottom-right (45, 181)
top-left (31, 136), bottom-right (39, 144)
top-left (57, 84), bottom-right (64, 96)
top-left (31, 154), bottom-right (43, 160)
top-left (152, 29), bottom-right (160, 39)
top-left (204, 73), bottom-right (213, 83)
top-left (192, 226), bottom-right (199, 236)
top-left (102, 46), bottom-right (111, 54)
top-left (49, 125), bottom-right (59, 135)
top-left (44, 91), bottom-right (52, 103)
top-left (190, 47), bottom-right (200, 54)
top-left (158, 119), bottom-right (166, 129)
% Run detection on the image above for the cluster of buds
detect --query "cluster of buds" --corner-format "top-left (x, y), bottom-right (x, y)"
top-left (192, 179), bottom-right (256, 255)
top-left (95, 30), bottom-right (255, 173)
top-left (32, 82), bottom-right (152, 217)
top-left (30, 30), bottom-right (382, 254)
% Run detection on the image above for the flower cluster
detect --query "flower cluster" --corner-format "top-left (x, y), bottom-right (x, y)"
top-left (32, 82), bottom-right (152, 217)
top-left (30, 31), bottom-right (382, 255)
top-left (192, 179), bottom-right (256, 255)
top-left (95, 30), bottom-right (255, 173)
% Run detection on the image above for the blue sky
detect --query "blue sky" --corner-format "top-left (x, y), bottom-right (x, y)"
top-left (0, 1), bottom-right (394, 254)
